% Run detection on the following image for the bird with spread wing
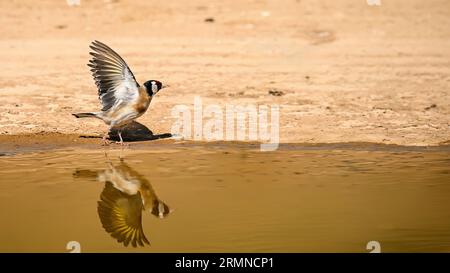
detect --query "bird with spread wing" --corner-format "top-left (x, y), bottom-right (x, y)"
top-left (74, 160), bottom-right (172, 247)
top-left (72, 40), bottom-right (167, 145)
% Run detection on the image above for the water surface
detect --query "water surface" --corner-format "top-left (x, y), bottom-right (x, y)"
top-left (0, 145), bottom-right (449, 252)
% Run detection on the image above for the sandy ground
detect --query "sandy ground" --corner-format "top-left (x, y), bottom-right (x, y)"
top-left (0, 0), bottom-right (449, 147)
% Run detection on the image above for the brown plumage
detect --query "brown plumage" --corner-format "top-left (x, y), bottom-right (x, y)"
top-left (134, 86), bottom-right (151, 114)
top-left (74, 160), bottom-right (172, 247)
top-left (72, 40), bottom-right (167, 145)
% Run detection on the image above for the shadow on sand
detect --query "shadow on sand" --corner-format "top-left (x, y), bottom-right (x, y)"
top-left (80, 121), bottom-right (172, 142)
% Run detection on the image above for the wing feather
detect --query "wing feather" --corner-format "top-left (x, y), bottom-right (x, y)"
top-left (97, 182), bottom-right (150, 247)
top-left (88, 40), bottom-right (140, 112)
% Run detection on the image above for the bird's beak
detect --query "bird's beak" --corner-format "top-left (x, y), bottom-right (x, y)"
top-left (162, 84), bottom-right (169, 89)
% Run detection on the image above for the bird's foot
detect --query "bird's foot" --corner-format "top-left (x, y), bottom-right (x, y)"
top-left (114, 141), bottom-right (129, 148)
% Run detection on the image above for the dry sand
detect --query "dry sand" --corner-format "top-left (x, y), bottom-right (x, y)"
top-left (1, 0), bottom-right (449, 147)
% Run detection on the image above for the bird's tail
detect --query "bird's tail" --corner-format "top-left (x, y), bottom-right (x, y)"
top-left (72, 112), bottom-right (97, 118)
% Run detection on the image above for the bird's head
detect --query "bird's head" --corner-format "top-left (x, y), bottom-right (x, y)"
top-left (143, 80), bottom-right (167, 96)
top-left (151, 200), bottom-right (172, 219)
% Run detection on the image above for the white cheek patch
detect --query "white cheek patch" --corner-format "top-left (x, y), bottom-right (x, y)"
top-left (151, 81), bottom-right (158, 94)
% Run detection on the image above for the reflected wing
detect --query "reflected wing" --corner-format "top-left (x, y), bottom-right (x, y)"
top-left (88, 40), bottom-right (140, 112)
top-left (114, 161), bottom-right (171, 219)
top-left (114, 162), bottom-right (171, 217)
top-left (97, 182), bottom-right (150, 247)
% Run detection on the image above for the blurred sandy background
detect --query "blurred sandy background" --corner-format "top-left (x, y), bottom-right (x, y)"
top-left (0, 0), bottom-right (449, 146)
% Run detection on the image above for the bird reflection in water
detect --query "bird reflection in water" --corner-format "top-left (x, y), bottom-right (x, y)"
top-left (73, 159), bottom-right (172, 247)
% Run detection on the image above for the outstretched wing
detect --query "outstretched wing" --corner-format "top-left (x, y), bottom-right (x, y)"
top-left (88, 40), bottom-right (140, 112)
top-left (97, 182), bottom-right (150, 247)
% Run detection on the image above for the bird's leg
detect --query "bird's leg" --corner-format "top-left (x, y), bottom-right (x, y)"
top-left (102, 132), bottom-right (110, 146)
top-left (117, 130), bottom-right (130, 148)
top-left (102, 126), bottom-right (113, 146)
top-left (118, 130), bottom-right (124, 146)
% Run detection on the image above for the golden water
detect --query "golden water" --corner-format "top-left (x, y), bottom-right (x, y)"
top-left (0, 145), bottom-right (449, 252)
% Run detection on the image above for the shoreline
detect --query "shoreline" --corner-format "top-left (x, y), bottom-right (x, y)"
top-left (1, 133), bottom-right (449, 155)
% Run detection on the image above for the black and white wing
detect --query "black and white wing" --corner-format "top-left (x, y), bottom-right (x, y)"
top-left (88, 40), bottom-right (140, 112)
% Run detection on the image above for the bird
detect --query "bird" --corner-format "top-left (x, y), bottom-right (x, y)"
top-left (72, 40), bottom-right (167, 145)
top-left (73, 160), bottom-right (172, 247)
